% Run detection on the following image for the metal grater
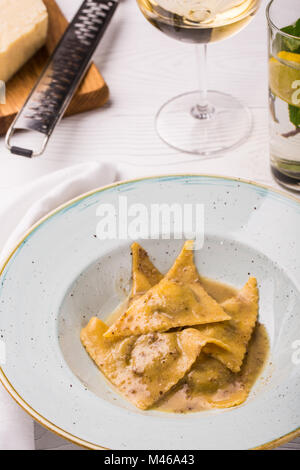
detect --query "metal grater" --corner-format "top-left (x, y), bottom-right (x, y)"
top-left (5, 0), bottom-right (118, 158)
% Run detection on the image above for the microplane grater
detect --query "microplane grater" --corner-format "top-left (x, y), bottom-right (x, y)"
top-left (5, 0), bottom-right (118, 158)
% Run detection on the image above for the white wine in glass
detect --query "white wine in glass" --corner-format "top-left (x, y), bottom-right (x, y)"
top-left (137, 0), bottom-right (261, 155)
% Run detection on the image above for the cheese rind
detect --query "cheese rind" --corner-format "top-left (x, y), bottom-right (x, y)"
top-left (0, 0), bottom-right (48, 83)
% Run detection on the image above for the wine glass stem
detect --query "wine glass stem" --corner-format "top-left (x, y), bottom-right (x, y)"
top-left (197, 44), bottom-right (208, 107)
top-left (191, 44), bottom-right (215, 120)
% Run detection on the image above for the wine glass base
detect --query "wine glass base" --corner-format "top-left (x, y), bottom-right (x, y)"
top-left (155, 90), bottom-right (252, 156)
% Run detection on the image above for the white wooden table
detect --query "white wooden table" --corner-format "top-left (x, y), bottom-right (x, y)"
top-left (0, 0), bottom-right (299, 450)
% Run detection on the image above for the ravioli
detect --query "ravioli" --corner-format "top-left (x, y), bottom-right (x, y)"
top-left (104, 242), bottom-right (230, 339)
top-left (80, 317), bottom-right (206, 410)
top-left (129, 242), bottom-right (163, 303)
top-left (179, 354), bottom-right (248, 410)
top-left (196, 277), bottom-right (259, 373)
top-left (81, 241), bottom-right (268, 413)
top-left (107, 243), bottom-right (163, 326)
top-left (157, 323), bottom-right (269, 412)
top-left (165, 240), bottom-right (199, 284)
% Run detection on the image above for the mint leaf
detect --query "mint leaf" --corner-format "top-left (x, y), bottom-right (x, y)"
top-left (282, 35), bottom-right (300, 53)
top-left (282, 18), bottom-right (300, 36)
top-left (289, 104), bottom-right (300, 127)
top-left (281, 18), bottom-right (300, 53)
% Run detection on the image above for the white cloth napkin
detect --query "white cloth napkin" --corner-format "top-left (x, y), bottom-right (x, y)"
top-left (0, 162), bottom-right (117, 450)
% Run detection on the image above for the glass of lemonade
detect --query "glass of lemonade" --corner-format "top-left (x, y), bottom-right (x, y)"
top-left (136, 0), bottom-right (261, 156)
top-left (267, 0), bottom-right (300, 191)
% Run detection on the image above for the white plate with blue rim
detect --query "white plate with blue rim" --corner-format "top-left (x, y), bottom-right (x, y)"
top-left (0, 175), bottom-right (299, 450)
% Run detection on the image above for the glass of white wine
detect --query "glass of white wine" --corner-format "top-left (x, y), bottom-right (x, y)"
top-left (137, 0), bottom-right (261, 155)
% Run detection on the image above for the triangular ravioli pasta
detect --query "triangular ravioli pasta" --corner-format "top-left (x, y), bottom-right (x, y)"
top-left (80, 317), bottom-right (206, 410)
top-left (104, 242), bottom-right (230, 339)
top-left (181, 355), bottom-right (248, 409)
top-left (129, 242), bottom-right (163, 304)
top-left (106, 243), bottom-right (163, 325)
top-left (165, 240), bottom-right (198, 284)
top-left (81, 240), bottom-right (266, 413)
top-left (196, 277), bottom-right (259, 373)
top-left (222, 322), bottom-right (269, 404)
top-left (158, 323), bottom-right (268, 412)
top-left (166, 240), bottom-right (233, 321)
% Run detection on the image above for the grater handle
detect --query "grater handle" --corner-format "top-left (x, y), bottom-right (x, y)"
top-left (5, 0), bottom-right (118, 157)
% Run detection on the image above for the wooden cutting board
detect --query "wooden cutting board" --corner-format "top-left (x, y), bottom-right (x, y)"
top-left (0, 0), bottom-right (109, 135)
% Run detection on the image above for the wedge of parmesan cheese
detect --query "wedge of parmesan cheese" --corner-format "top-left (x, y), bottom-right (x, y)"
top-left (0, 0), bottom-right (48, 83)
